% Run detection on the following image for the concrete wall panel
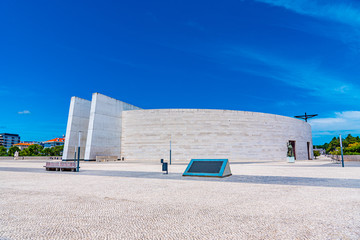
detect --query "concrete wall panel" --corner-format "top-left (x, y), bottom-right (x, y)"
top-left (84, 93), bottom-right (140, 160)
top-left (62, 97), bottom-right (91, 160)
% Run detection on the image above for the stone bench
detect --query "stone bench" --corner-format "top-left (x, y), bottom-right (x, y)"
top-left (44, 161), bottom-right (78, 172)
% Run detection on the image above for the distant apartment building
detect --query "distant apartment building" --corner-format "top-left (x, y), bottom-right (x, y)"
top-left (43, 137), bottom-right (65, 148)
top-left (0, 133), bottom-right (20, 149)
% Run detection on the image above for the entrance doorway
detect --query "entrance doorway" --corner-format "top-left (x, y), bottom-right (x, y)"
top-left (307, 142), bottom-right (311, 160)
top-left (289, 140), bottom-right (296, 160)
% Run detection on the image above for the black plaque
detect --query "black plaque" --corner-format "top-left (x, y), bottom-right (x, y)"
top-left (187, 161), bottom-right (223, 173)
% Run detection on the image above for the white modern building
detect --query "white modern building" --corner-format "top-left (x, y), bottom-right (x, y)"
top-left (63, 93), bottom-right (313, 162)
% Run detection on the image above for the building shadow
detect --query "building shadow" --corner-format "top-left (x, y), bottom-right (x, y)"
top-left (1, 167), bottom-right (359, 189)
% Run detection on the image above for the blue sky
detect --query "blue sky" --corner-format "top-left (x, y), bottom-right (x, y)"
top-left (1, 0), bottom-right (359, 145)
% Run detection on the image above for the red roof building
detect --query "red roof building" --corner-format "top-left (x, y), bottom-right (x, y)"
top-left (43, 137), bottom-right (65, 148)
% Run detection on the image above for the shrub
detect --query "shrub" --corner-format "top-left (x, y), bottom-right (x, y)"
top-left (313, 150), bottom-right (320, 159)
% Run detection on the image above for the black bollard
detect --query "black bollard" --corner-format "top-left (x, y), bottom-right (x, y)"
top-left (162, 162), bottom-right (168, 174)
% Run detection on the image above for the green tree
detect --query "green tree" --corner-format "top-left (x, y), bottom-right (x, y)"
top-left (0, 146), bottom-right (7, 156)
top-left (53, 145), bottom-right (64, 156)
top-left (322, 143), bottom-right (329, 151)
top-left (42, 147), bottom-right (54, 156)
top-left (345, 134), bottom-right (357, 145)
top-left (313, 150), bottom-right (320, 159)
top-left (8, 146), bottom-right (20, 156)
top-left (344, 142), bottom-right (360, 155)
top-left (320, 135), bottom-right (360, 155)
top-left (20, 144), bottom-right (44, 156)
top-left (326, 137), bottom-right (337, 153)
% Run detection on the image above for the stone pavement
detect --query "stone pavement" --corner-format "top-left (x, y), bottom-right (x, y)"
top-left (0, 158), bottom-right (359, 239)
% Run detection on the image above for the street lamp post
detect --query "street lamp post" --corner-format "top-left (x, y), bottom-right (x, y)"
top-left (170, 136), bottom-right (172, 165)
top-left (339, 134), bottom-right (344, 168)
top-left (77, 131), bottom-right (81, 172)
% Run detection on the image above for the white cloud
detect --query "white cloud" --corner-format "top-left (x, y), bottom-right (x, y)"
top-left (18, 110), bottom-right (31, 114)
top-left (256, 0), bottom-right (360, 53)
top-left (225, 48), bottom-right (360, 102)
top-left (309, 111), bottom-right (360, 135)
top-left (255, 0), bottom-right (360, 27)
top-left (337, 111), bottom-right (360, 119)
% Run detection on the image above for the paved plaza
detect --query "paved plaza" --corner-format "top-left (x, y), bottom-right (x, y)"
top-left (1, 157), bottom-right (360, 239)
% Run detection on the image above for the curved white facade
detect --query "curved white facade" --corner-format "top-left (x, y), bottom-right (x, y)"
top-left (122, 109), bottom-right (313, 162)
top-left (63, 93), bottom-right (313, 162)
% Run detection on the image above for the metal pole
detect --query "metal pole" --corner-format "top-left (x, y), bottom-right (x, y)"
top-left (77, 131), bottom-right (81, 172)
top-left (339, 134), bottom-right (344, 167)
top-left (169, 137), bottom-right (172, 165)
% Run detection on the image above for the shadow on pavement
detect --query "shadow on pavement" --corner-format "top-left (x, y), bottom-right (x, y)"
top-left (1, 166), bottom-right (360, 189)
